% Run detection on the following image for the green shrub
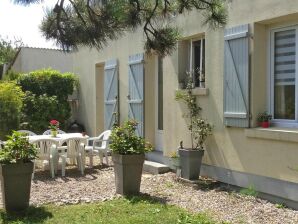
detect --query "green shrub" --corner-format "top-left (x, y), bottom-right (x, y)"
top-left (0, 82), bottom-right (24, 140)
top-left (21, 92), bottom-right (71, 134)
top-left (18, 68), bottom-right (78, 100)
top-left (17, 69), bottom-right (78, 133)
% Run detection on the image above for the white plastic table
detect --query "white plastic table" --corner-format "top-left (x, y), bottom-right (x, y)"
top-left (28, 133), bottom-right (88, 144)
top-left (29, 133), bottom-right (89, 168)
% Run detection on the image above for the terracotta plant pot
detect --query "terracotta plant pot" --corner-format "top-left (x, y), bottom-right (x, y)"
top-left (261, 121), bottom-right (270, 128)
top-left (0, 162), bottom-right (34, 212)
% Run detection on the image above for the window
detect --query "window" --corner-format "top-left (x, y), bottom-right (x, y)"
top-left (178, 35), bottom-right (205, 89)
top-left (190, 38), bottom-right (205, 88)
top-left (270, 27), bottom-right (297, 124)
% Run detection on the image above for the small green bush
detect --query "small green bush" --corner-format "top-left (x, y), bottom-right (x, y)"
top-left (0, 82), bottom-right (24, 140)
top-left (21, 92), bottom-right (71, 133)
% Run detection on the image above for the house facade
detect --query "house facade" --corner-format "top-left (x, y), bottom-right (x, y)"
top-left (74, 0), bottom-right (298, 208)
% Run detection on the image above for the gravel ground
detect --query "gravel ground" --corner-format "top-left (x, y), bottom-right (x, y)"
top-left (2, 158), bottom-right (298, 224)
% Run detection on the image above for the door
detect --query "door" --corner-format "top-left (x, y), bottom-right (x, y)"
top-left (104, 59), bottom-right (118, 130)
top-left (155, 56), bottom-right (163, 151)
top-left (128, 53), bottom-right (144, 136)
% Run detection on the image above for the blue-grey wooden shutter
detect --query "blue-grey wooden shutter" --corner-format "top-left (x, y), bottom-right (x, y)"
top-left (128, 53), bottom-right (144, 136)
top-left (224, 24), bottom-right (250, 127)
top-left (104, 59), bottom-right (118, 130)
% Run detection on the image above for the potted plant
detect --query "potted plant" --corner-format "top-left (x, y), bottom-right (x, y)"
top-left (257, 112), bottom-right (272, 128)
top-left (49, 119), bottom-right (59, 137)
top-left (0, 131), bottom-right (37, 212)
top-left (175, 74), bottom-right (213, 180)
top-left (110, 120), bottom-right (152, 195)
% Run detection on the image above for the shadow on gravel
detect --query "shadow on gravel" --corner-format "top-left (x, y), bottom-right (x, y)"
top-left (0, 206), bottom-right (52, 224)
top-left (32, 164), bottom-right (113, 183)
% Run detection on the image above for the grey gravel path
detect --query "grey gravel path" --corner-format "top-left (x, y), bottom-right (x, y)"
top-left (2, 158), bottom-right (298, 224)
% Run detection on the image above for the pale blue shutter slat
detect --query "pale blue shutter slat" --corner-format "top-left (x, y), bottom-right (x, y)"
top-left (104, 59), bottom-right (118, 130)
top-left (224, 24), bottom-right (250, 127)
top-left (128, 53), bottom-right (144, 136)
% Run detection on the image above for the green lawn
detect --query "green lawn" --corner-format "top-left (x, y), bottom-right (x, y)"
top-left (0, 196), bottom-right (218, 224)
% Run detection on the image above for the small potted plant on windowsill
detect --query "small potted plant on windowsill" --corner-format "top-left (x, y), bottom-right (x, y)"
top-left (0, 131), bottom-right (37, 213)
top-left (257, 112), bottom-right (272, 128)
top-left (110, 120), bottom-right (152, 195)
top-left (175, 74), bottom-right (213, 180)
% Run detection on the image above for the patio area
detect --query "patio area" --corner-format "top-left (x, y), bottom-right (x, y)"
top-left (1, 157), bottom-right (297, 224)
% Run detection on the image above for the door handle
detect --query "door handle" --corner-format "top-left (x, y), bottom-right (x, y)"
top-left (127, 95), bottom-right (131, 100)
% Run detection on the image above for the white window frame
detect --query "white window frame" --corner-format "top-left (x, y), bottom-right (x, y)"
top-left (189, 36), bottom-right (205, 88)
top-left (269, 25), bottom-right (298, 128)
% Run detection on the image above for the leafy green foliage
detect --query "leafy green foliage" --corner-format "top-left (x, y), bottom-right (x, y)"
top-left (21, 92), bottom-right (70, 134)
top-left (14, 0), bottom-right (227, 57)
top-left (0, 131), bottom-right (37, 164)
top-left (240, 185), bottom-right (258, 197)
top-left (17, 69), bottom-right (77, 133)
top-left (2, 70), bottom-right (21, 81)
top-left (110, 120), bottom-right (153, 155)
top-left (0, 82), bottom-right (24, 140)
top-left (175, 73), bottom-right (212, 149)
top-left (18, 69), bottom-right (78, 101)
top-left (0, 36), bottom-right (22, 64)
top-left (257, 111), bottom-right (272, 122)
top-left (0, 197), bottom-right (217, 224)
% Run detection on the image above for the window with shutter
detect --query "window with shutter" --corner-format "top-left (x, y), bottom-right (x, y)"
top-left (270, 27), bottom-right (298, 125)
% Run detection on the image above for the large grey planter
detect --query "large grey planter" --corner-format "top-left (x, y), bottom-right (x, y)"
top-left (178, 148), bottom-right (204, 180)
top-left (112, 154), bottom-right (145, 195)
top-left (0, 162), bottom-right (34, 212)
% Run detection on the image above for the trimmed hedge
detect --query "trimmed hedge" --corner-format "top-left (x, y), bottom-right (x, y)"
top-left (0, 82), bottom-right (24, 140)
top-left (18, 69), bottom-right (78, 133)
top-left (18, 69), bottom-right (78, 100)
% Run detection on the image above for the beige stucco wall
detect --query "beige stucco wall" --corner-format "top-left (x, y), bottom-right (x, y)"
top-left (74, 0), bottom-right (298, 184)
top-left (11, 47), bottom-right (73, 73)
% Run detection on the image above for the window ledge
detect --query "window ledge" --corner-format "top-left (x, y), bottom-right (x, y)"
top-left (245, 127), bottom-right (298, 143)
top-left (176, 88), bottom-right (209, 96)
top-left (192, 87), bottom-right (208, 96)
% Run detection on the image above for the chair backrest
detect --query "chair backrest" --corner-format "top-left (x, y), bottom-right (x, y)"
top-left (17, 130), bottom-right (37, 136)
top-left (43, 129), bottom-right (66, 135)
top-left (31, 138), bottom-right (59, 160)
top-left (97, 130), bottom-right (111, 149)
top-left (62, 137), bottom-right (86, 158)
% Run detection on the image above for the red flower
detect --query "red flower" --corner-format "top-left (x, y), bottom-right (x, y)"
top-left (49, 120), bottom-right (59, 130)
top-left (50, 120), bottom-right (59, 125)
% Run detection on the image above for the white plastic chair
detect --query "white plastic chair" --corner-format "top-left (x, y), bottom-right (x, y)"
top-left (85, 130), bottom-right (111, 167)
top-left (31, 138), bottom-right (59, 179)
top-left (59, 137), bottom-right (86, 176)
top-left (43, 129), bottom-right (66, 135)
top-left (17, 130), bottom-right (37, 136)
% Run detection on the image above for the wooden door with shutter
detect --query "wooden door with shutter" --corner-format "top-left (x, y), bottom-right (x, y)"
top-left (224, 24), bottom-right (250, 127)
top-left (128, 53), bottom-right (144, 136)
top-left (104, 59), bottom-right (118, 130)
